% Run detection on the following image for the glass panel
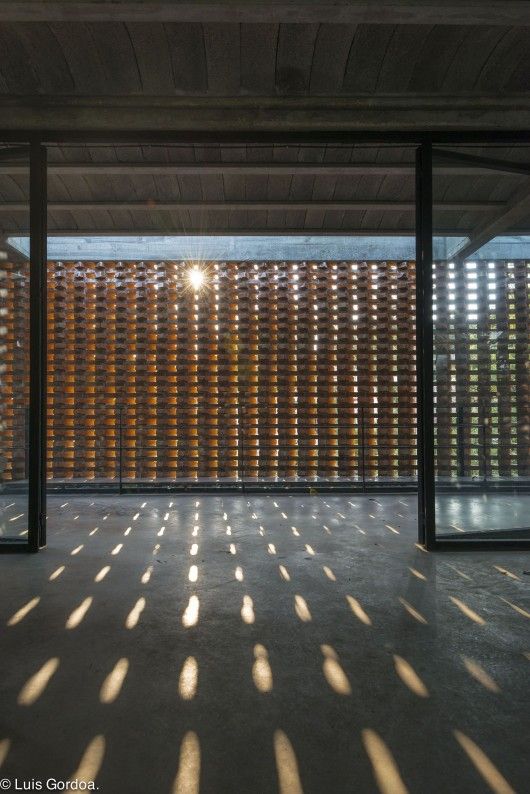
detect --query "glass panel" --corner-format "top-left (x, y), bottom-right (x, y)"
top-left (433, 144), bottom-right (530, 539)
top-left (0, 145), bottom-right (30, 546)
top-left (6, 143), bottom-right (415, 519)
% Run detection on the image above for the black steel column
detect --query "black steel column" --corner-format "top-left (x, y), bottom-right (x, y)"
top-left (28, 142), bottom-right (47, 551)
top-left (415, 141), bottom-right (435, 548)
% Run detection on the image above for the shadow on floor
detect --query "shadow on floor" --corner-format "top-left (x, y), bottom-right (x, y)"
top-left (0, 494), bottom-right (528, 793)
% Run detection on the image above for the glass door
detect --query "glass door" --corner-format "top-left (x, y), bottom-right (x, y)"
top-left (432, 144), bottom-right (530, 542)
top-left (0, 143), bottom-right (46, 552)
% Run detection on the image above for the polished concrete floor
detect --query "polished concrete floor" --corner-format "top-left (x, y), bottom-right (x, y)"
top-left (436, 493), bottom-right (530, 536)
top-left (4, 490), bottom-right (530, 541)
top-left (0, 494), bottom-right (529, 793)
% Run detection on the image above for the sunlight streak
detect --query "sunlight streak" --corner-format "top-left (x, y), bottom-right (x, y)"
top-left (18, 658), bottom-right (60, 706)
top-left (462, 657), bottom-right (500, 693)
top-left (241, 595), bottom-right (255, 624)
top-left (252, 645), bottom-right (273, 693)
top-left (450, 596), bottom-right (485, 625)
top-left (125, 597), bottom-right (146, 629)
top-left (321, 645), bottom-right (351, 695)
top-left (362, 729), bottom-right (408, 794)
top-left (66, 597), bottom-right (93, 630)
top-left (393, 656), bottom-right (429, 698)
top-left (274, 730), bottom-right (303, 794)
top-left (182, 596), bottom-right (199, 628)
top-left (100, 658), bottom-right (129, 704)
top-left (94, 566), bottom-right (111, 583)
top-left (0, 739), bottom-right (10, 769)
top-left (70, 735), bottom-right (105, 784)
top-left (346, 595), bottom-right (372, 626)
top-left (294, 595), bottom-right (312, 622)
top-left (178, 657), bottom-right (198, 701)
top-left (398, 597), bottom-right (427, 625)
top-left (8, 597), bottom-right (40, 626)
top-left (172, 732), bottom-right (201, 794)
top-left (454, 730), bottom-right (515, 794)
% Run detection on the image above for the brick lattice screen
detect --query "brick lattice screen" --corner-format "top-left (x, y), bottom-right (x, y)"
top-left (433, 259), bottom-right (530, 481)
top-left (0, 258), bottom-right (29, 484)
top-left (1, 258), bottom-right (529, 484)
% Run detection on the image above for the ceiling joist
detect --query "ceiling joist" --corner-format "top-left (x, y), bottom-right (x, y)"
top-left (0, 162), bottom-right (523, 177)
top-left (0, 200), bottom-right (506, 213)
top-left (449, 180), bottom-right (530, 261)
top-left (1, 228), bottom-right (472, 238)
top-left (2, 94), bottom-right (529, 132)
top-left (1, 1), bottom-right (529, 25)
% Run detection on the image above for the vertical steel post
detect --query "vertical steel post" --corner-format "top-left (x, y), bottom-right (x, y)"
top-left (24, 406), bottom-right (30, 480)
top-left (457, 404), bottom-right (465, 478)
top-left (28, 141), bottom-right (47, 551)
top-left (118, 405), bottom-right (123, 494)
top-left (481, 420), bottom-right (487, 484)
top-left (360, 407), bottom-right (366, 492)
top-left (415, 141), bottom-right (435, 548)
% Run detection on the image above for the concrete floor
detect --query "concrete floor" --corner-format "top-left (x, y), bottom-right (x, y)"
top-left (3, 490), bottom-right (530, 540)
top-left (436, 493), bottom-right (530, 536)
top-left (0, 494), bottom-right (529, 793)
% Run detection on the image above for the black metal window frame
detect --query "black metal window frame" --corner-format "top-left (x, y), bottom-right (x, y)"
top-left (0, 129), bottom-right (528, 553)
top-left (418, 136), bottom-right (530, 551)
top-left (0, 141), bottom-right (46, 553)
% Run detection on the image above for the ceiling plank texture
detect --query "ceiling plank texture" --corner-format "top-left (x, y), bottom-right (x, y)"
top-left (1, 1), bottom-right (529, 25)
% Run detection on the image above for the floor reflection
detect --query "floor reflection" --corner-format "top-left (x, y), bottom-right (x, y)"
top-left (0, 493), bottom-right (527, 793)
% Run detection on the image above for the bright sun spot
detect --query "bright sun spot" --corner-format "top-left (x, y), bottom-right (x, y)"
top-left (187, 266), bottom-right (206, 291)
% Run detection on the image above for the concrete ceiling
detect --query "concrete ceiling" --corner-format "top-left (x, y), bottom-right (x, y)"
top-left (1, 143), bottom-right (529, 240)
top-left (0, 1), bottom-right (529, 130)
top-left (0, 3), bottom-right (528, 242)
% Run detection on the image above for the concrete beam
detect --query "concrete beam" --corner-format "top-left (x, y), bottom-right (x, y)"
top-left (9, 231), bottom-right (528, 262)
top-left (0, 200), bottom-right (504, 212)
top-left (433, 149), bottom-right (530, 178)
top-left (7, 234), bottom-right (421, 262)
top-left (2, 94), bottom-right (530, 132)
top-left (472, 235), bottom-right (530, 260)
top-left (4, 227), bottom-right (469, 238)
top-left (15, 233), bottom-right (527, 261)
top-left (0, 234), bottom-right (28, 263)
top-left (448, 180), bottom-right (530, 260)
top-left (1, 1), bottom-right (529, 25)
top-left (0, 162), bottom-right (521, 177)
top-left (4, 162), bottom-right (416, 177)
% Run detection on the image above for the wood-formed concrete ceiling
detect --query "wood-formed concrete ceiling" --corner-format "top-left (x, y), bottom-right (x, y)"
top-left (1, 143), bottom-right (529, 240)
top-left (0, 3), bottom-right (528, 240)
top-left (0, 2), bottom-right (528, 129)
top-left (0, 21), bottom-right (528, 97)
